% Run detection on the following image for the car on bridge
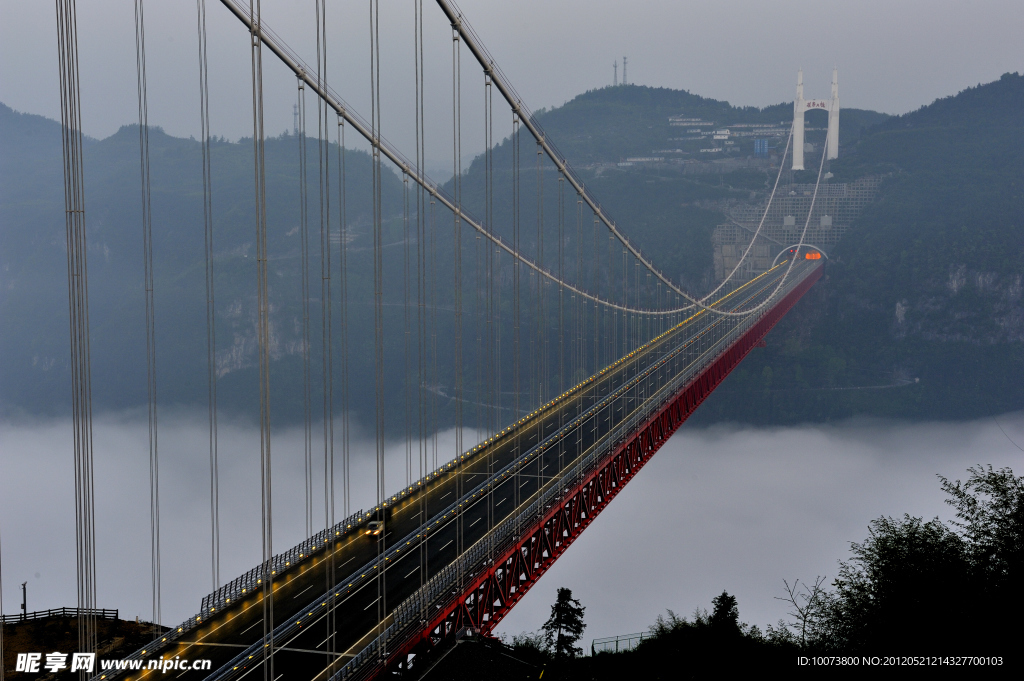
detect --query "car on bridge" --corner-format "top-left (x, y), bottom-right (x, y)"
top-left (365, 521), bottom-right (385, 537)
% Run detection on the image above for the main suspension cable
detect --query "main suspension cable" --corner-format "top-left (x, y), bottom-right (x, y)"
top-left (218, 0), bottom-right (756, 317)
top-left (435, 0), bottom-right (798, 316)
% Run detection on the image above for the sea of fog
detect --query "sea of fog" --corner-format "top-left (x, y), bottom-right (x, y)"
top-left (1, 412), bottom-right (1021, 644)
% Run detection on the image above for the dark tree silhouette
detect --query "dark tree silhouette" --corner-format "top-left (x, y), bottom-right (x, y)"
top-left (709, 591), bottom-right (740, 632)
top-left (542, 588), bottom-right (586, 658)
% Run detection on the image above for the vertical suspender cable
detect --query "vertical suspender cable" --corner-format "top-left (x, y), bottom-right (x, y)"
top-left (195, 0), bottom-right (220, 594)
top-left (404, 172), bottom-right (412, 487)
top-left (492, 124), bottom-right (500, 448)
top-left (339, 117), bottom-right (350, 519)
top-left (621, 248), bottom-right (626, 356)
top-left (473, 71), bottom-right (484, 444)
top-left (535, 146), bottom-right (543, 497)
top-left (133, 0), bottom-right (161, 636)
top-left (314, 1), bottom-right (335, 661)
top-left (557, 174), bottom-right (564, 395)
top-left (299, 74), bottom-right (313, 538)
top-left (247, 1), bottom-right (274, 677)
top-left (55, 0), bottom-right (98, 663)
top-left (557, 173), bottom-right (564, 473)
top-left (314, 0), bottom-right (332, 533)
top-left (413, 0), bottom-right (428, 600)
top-left (426, 5), bottom-right (438, 476)
top-left (474, 185), bottom-right (483, 442)
top-left (430, 193), bottom-right (438, 473)
top-left (602, 231), bottom-right (610, 364)
top-left (633, 259), bottom-right (638, 347)
top-left (451, 18), bottom-right (465, 581)
top-left (534, 144), bottom-right (543, 411)
top-left (0, 523), bottom-right (5, 681)
top-left (577, 195), bottom-right (583, 382)
top-left (512, 111), bottom-right (520, 531)
top-left (592, 215), bottom-right (599, 444)
top-left (576, 193), bottom-right (582, 462)
top-left (369, 0), bottom-right (387, 656)
top-left (483, 70), bottom-right (494, 542)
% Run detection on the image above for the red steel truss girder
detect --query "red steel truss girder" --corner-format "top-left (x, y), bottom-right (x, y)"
top-left (379, 264), bottom-right (822, 676)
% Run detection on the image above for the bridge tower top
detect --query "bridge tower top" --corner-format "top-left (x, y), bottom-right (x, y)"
top-left (793, 68), bottom-right (840, 170)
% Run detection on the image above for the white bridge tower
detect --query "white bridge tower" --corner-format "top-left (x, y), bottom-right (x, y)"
top-left (793, 68), bottom-right (839, 170)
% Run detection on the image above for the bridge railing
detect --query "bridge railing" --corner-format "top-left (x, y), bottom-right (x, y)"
top-left (199, 507), bottom-right (368, 615)
top-left (329, 267), bottom-right (810, 679)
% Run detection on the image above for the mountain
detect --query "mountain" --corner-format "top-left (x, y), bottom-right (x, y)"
top-left (2, 74), bottom-right (1021, 427)
top-left (0, 103), bottom-right (404, 421)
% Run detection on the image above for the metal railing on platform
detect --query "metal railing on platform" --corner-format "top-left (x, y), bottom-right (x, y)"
top-left (1, 608), bottom-right (118, 624)
top-left (591, 632), bottom-right (652, 655)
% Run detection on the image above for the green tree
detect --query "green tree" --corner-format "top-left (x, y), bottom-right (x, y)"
top-left (542, 588), bottom-right (586, 658)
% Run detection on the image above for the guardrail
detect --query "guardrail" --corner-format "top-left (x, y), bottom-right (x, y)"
top-left (199, 507), bottom-right (368, 616)
top-left (1, 608), bottom-right (118, 624)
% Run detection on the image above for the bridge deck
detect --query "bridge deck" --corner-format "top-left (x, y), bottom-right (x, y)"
top-left (105, 261), bottom-right (821, 681)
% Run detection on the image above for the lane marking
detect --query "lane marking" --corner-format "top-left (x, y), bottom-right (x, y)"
top-left (294, 584), bottom-right (315, 600)
top-left (440, 540), bottom-right (453, 551)
top-left (469, 518), bottom-right (481, 528)
top-left (240, 620), bottom-right (263, 636)
top-left (363, 598), bottom-right (379, 611)
top-left (404, 566), bottom-right (420, 579)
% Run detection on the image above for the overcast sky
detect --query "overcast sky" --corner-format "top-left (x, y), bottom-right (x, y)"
top-left (2, 0), bottom-right (1022, 165)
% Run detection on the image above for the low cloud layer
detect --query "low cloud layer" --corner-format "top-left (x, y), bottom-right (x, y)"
top-left (493, 415), bottom-right (1024, 643)
top-left (2, 412), bottom-right (1021, 643)
top-left (0, 411), bottom-right (474, 625)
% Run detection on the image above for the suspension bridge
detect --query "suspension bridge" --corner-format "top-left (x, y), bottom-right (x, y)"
top-left (36, 1), bottom-right (829, 679)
